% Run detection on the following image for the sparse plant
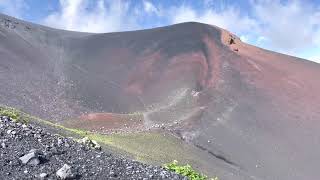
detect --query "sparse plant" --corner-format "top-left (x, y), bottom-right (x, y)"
top-left (164, 160), bottom-right (218, 180)
top-left (0, 106), bottom-right (28, 123)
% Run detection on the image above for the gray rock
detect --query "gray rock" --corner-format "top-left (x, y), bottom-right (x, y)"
top-left (56, 164), bottom-right (73, 179)
top-left (28, 157), bottom-right (40, 165)
top-left (79, 137), bottom-right (101, 150)
top-left (91, 140), bottom-right (101, 150)
top-left (39, 173), bottom-right (48, 179)
top-left (57, 138), bottom-right (63, 146)
top-left (19, 149), bottom-right (41, 165)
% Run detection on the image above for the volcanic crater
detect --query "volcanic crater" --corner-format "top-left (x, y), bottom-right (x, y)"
top-left (1, 13), bottom-right (320, 180)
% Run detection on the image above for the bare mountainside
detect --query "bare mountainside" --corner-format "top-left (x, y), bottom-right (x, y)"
top-left (1, 13), bottom-right (320, 180)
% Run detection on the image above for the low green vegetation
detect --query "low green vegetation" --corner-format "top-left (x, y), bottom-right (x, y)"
top-left (0, 106), bottom-right (20, 120)
top-left (0, 106), bottom-right (28, 123)
top-left (164, 160), bottom-right (218, 180)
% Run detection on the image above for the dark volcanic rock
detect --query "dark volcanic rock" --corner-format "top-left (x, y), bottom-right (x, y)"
top-left (0, 116), bottom-right (184, 180)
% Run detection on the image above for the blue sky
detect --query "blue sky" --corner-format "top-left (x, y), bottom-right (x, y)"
top-left (0, 0), bottom-right (319, 63)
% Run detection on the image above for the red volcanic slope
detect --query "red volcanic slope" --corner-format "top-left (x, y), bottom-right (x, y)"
top-left (1, 13), bottom-right (320, 180)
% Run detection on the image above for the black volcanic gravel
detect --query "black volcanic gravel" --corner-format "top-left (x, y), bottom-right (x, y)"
top-left (0, 116), bottom-right (185, 180)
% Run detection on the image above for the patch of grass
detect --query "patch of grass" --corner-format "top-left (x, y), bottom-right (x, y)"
top-left (164, 160), bottom-right (218, 180)
top-left (0, 106), bottom-right (28, 123)
top-left (88, 132), bottom-right (200, 165)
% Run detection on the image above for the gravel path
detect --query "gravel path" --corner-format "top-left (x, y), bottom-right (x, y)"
top-left (0, 116), bottom-right (185, 180)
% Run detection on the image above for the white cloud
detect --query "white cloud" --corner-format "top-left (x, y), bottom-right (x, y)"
top-left (0, 0), bottom-right (27, 18)
top-left (171, 5), bottom-right (258, 36)
top-left (251, 0), bottom-right (320, 52)
top-left (43, 0), bottom-right (140, 33)
top-left (143, 0), bottom-right (159, 15)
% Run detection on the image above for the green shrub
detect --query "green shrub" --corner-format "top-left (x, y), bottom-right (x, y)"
top-left (164, 160), bottom-right (218, 180)
top-left (0, 107), bottom-right (27, 123)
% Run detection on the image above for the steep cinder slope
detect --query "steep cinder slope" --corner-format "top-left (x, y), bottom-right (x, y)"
top-left (1, 13), bottom-right (320, 180)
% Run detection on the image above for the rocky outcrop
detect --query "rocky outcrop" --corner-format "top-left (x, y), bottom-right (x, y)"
top-left (0, 115), bottom-right (184, 179)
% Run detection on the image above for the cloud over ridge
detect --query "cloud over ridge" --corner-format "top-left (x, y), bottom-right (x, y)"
top-left (0, 0), bottom-right (319, 62)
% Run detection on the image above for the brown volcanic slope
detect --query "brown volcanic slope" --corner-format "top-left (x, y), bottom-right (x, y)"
top-left (1, 13), bottom-right (320, 180)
